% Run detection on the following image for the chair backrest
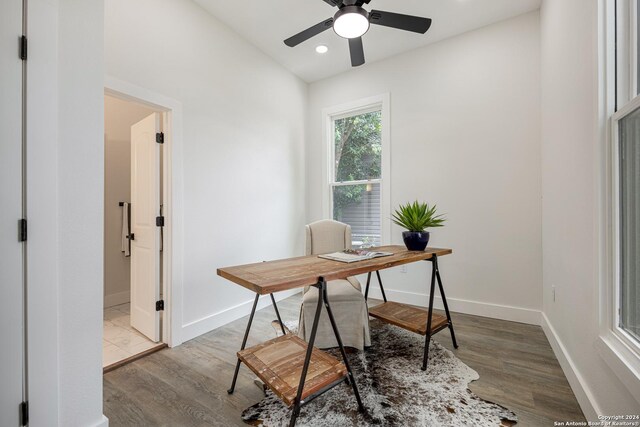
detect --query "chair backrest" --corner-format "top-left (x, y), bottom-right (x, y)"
top-left (305, 220), bottom-right (352, 256)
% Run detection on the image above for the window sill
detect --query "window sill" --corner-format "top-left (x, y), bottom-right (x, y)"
top-left (595, 332), bottom-right (640, 404)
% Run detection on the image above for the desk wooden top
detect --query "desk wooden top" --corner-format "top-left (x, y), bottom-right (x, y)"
top-left (217, 245), bottom-right (452, 295)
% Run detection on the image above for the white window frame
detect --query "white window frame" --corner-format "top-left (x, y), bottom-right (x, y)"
top-left (609, 96), bottom-right (640, 351)
top-left (321, 94), bottom-right (391, 245)
top-left (597, 0), bottom-right (640, 402)
top-left (616, 0), bottom-right (636, 105)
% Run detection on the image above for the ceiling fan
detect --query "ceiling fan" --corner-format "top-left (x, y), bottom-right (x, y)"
top-left (284, 0), bottom-right (432, 67)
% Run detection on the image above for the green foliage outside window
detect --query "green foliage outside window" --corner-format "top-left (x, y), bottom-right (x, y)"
top-left (333, 111), bottom-right (382, 219)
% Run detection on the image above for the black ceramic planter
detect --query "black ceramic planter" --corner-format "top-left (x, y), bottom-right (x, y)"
top-left (402, 231), bottom-right (430, 251)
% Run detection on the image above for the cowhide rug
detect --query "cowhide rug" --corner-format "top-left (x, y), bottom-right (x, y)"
top-left (242, 319), bottom-right (517, 427)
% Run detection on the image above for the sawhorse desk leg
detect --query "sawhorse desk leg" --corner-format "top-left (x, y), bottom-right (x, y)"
top-left (423, 254), bottom-right (459, 371)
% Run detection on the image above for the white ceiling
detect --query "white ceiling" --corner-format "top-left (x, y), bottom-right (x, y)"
top-left (194, 0), bottom-right (541, 83)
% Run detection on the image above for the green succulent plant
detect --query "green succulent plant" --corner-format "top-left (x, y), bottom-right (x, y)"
top-left (392, 201), bottom-right (445, 232)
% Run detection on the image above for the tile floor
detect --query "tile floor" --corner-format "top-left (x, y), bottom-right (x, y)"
top-left (103, 303), bottom-right (159, 367)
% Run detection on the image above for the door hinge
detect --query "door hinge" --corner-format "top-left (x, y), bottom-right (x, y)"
top-left (156, 132), bottom-right (164, 144)
top-left (18, 219), bottom-right (27, 242)
top-left (156, 300), bottom-right (164, 311)
top-left (156, 216), bottom-right (165, 227)
top-left (128, 233), bottom-right (135, 241)
top-left (20, 36), bottom-right (27, 60)
top-left (19, 401), bottom-right (28, 426)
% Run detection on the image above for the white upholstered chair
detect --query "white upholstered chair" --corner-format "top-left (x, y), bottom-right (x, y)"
top-left (298, 220), bottom-right (371, 350)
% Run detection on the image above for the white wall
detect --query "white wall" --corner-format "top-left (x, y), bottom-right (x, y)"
top-left (0, 2), bottom-right (25, 426)
top-left (105, 0), bottom-right (308, 342)
top-left (307, 12), bottom-right (542, 324)
top-left (27, 0), bottom-right (61, 423)
top-left (103, 95), bottom-right (156, 307)
top-left (540, 0), bottom-right (640, 417)
top-left (57, 0), bottom-right (106, 425)
top-left (22, 0), bottom-right (106, 425)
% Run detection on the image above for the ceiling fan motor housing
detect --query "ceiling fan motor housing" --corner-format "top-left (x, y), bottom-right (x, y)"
top-left (333, 6), bottom-right (370, 39)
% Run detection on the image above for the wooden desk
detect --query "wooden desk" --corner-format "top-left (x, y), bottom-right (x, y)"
top-left (217, 246), bottom-right (452, 294)
top-left (218, 245), bottom-right (456, 427)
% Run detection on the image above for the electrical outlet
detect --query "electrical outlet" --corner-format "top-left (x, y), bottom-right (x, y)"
top-left (552, 285), bottom-right (556, 302)
top-left (400, 265), bottom-right (407, 273)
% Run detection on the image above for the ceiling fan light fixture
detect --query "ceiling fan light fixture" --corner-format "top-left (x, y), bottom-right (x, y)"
top-left (333, 6), bottom-right (370, 39)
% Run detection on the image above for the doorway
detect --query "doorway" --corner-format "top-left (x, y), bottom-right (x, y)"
top-left (103, 92), bottom-right (170, 369)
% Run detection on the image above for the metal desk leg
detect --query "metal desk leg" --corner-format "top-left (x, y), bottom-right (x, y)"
top-left (364, 271), bottom-right (387, 302)
top-left (270, 293), bottom-right (287, 336)
top-left (434, 256), bottom-right (458, 349)
top-left (289, 280), bottom-right (325, 427)
top-left (422, 259), bottom-right (437, 371)
top-left (364, 272), bottom-right (372, 301)
top-left (322, 284), bottom-right (365, 413)
top-left (375, 271), bottom-right (388, 302)
top-left (227, 293), bottom-right (260, 394)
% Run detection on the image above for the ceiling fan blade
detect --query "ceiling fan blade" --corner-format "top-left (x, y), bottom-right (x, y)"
top-left (369, 10), bottom-right (432, 34)
top-left (321, 0), bottom-right (342, 6)
top-left (284, 18), bottom-right (334, 47)
top-left (348, 37), bottom-right (365, 67)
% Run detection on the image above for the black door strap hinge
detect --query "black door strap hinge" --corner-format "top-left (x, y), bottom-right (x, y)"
top-left (20, 36), bottom-right (27, 60)
top-left (156, 132), bottom-right (164, 144)
top-left (156, 216), bottom-right (164, 227)
top-left (19, 401), bottom-right (28, 426)
top-left (156, 300), bottom-right (164, 311)
top-left (18, 219), bottom-right (27, 242)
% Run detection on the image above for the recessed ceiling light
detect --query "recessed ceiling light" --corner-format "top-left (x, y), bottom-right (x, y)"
top-left (315, 45), bottom-right (329, 54)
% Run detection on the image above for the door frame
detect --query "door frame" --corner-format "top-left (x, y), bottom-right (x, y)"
top-left (104, 76), bottom-right (184, 347)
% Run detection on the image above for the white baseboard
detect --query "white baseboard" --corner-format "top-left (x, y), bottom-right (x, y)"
top-left (104, 291), bottom-right (129, 308)
top-left (541, 313), bottom-right (599, 420)
top-left (92, 415), bottom-right (109, 427)
top-left (180, 289), bottom-right (302, 343)
top-left (366, 288), bottom-right (542, 325)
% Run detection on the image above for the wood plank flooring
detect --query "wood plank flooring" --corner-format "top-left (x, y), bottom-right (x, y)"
top-left (104, 295), bottom-right (585, 426)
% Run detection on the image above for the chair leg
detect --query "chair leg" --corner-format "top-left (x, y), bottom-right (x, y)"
top-left (422, 260), bottom-right (437, 371)
top-left (228, 293), bottom-right (260, 394)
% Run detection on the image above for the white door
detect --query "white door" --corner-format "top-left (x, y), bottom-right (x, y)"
top-left (0, 1), bottom-right (26, 425)
top-left (130, 113), bottom-right (161, 342)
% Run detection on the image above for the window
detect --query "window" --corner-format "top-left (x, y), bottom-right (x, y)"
top-left (323, 95), bottom-right (390, 248)
top-left (576, 0), bottom-right (640, 398)
top-left (613, 0), bottom-right (640, 352)
top-left (617, 106), bottom-right (640, 343)
top-left (597, 0), bottom-right (640, 397)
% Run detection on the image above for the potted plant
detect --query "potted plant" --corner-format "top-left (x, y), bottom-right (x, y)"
top-left (392, 201), bottom-right (445, 251)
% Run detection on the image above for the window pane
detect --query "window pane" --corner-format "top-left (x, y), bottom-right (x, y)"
top-left (334, 110), bottom-right (382, 182)
top-left (333, 183), bottom-right (381, 247)
top-left (619, 107), bottom-right (640, 342)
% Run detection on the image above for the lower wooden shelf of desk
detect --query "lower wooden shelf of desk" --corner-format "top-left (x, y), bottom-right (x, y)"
top-left (368, 301), bottom-right (449, 336)
top-left (238, 334), bottom-right (347, 407)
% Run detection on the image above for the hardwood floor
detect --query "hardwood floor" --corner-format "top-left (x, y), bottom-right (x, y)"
top-left (103, 295), bottom-right (585, 426)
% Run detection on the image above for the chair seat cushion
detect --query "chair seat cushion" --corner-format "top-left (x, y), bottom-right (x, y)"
top-left (303, 279), bottom-right (363, 303)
